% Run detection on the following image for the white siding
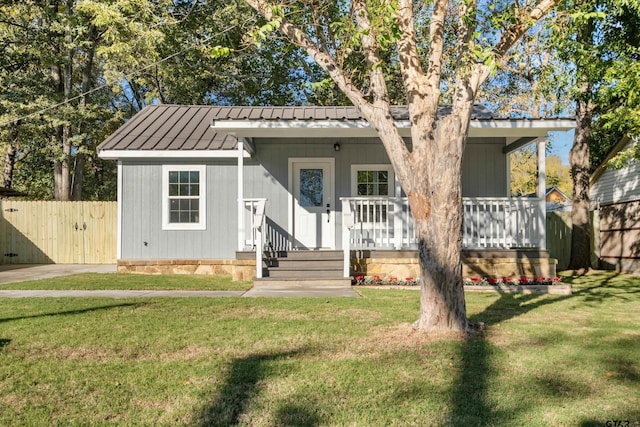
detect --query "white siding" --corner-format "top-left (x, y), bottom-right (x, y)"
top-left (591, 139), bottom-right (640, 205)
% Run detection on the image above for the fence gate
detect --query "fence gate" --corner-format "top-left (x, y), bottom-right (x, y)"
top-left (0, 201), bottom-right (117, 264)
top-left (599, 200), bottom-right (640, 274)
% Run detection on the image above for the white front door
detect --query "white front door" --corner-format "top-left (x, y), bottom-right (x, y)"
top-left (289, 158), bottom-right (335, 249)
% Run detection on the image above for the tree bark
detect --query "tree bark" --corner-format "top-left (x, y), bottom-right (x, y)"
top-left (3, 120), bottom-right (20, 189)
top-left (568, 11), bottom-right (594, 271)
top-left (568, 96), bottom-right (593, 270)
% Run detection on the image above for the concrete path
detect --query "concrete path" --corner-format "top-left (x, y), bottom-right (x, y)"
top-left (243, 285), bottom-right (359, 298)
top-left (0, 290), bottom-right (245, 298)
top-left (0, 287), bottom-right (359, 298)
top-left (0, 264), bottom-right (116, 284)
top-left (0, 264), bottom-right (360, 298)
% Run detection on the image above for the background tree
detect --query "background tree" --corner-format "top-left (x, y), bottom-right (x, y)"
top-left (242, 0), bottom-right (559, 332)
top-left (550, 0), bottom-right (640, 270)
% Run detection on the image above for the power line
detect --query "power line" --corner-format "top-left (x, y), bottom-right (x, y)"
top-left (0, 21), bottom-right (244, 129)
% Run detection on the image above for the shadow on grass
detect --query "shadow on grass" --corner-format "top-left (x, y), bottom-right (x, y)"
top-left (0, 338), bottom-right (10, 349)
top-left (199, 348), bottom-right (317, 427)
top-left (0, 302), bottom-right (146, 324)
top-left (450, 271), bottom-right (640, 425)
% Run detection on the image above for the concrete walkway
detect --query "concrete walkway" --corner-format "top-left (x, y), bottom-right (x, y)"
top-left (0, 264), bottom-right (360, 298)
top-left (0, 290), bottom-right (246, 298)
top-left (0, 264), bottom-right (116, 284)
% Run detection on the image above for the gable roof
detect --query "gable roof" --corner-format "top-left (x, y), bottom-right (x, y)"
top-left (98, 104), bottom-right (574, 158)
top-left (98, 105), bottom-right (238, 153)
top-left (525, 186), bottom-right (571, 202)
top-left (590, 135), bottom-right (638, 184)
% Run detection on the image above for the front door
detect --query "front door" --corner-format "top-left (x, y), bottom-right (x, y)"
top-left (290, 158), bottom-right (335, 249)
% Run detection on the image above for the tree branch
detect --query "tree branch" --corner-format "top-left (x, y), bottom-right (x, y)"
top-left (245, 0), bottom-right (370, 112)
top-left (351, 0), bottom-right (390, 110)
top-left (494, 0), bottom-right (558, 58)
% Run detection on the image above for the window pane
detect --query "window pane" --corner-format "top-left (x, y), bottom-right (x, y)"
top-left (179, 184), bottom-right (189, 196)
top-left (169, 171), bottom-right (179, 184)
top-left (179, 171), bottom-right (189, 183)
top-left (190, 212), bottom-right (199, 223)
top-left (358, 171), bottom-right (372, 183)
top-left (170, 212), bottom-right (179, 223)
top-left (190, 171), bottom-right (199, 183)
top-left (179, 212), bottom-right (190, 223)
top-left (191, 199), bottom-right (199, 211)
top-left (377, 171), bottom-right (388, 182)
top-left (189, 184), bottom-right (199, 196)
top-left (299, 169), bottom-right (323, 207)
top-left (169, 183), bottom-right (179, 196)
top-left (357, 184), bottom-right (368, 196)
top-left (170, 199), bottom-right (179, 210)
top-left (379, 184), bottom-right (388, 196)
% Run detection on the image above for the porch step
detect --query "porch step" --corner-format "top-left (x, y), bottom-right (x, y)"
top-left (258, 250), bottom-right (345, 282)
top-left (252, 278), bottom-right (351, 287)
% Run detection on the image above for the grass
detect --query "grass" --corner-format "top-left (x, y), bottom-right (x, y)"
top-left (0, 273), bottom-right (253, 291)
top-left (0, 270), bottom-right (638, 426)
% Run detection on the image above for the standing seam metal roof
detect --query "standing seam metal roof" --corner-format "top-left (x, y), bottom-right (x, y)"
top-left (97, 104), bottom-right (550, 152)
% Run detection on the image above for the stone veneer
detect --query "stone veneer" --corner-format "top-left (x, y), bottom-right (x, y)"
top-left (117, 260), bottom-right (256, 281)
top-left (353, 256), bottom-right (557, 279)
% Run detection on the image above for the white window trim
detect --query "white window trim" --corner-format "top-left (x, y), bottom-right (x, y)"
top-left (350, 164), bottom-right (395, 197)
top-left (162, 164), bottom-right (207, 231)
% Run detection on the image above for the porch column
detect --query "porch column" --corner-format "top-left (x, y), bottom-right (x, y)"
top-left (537, 139), bottom-right (547, 250)
top-left (237, 139), bottom-right (244, 252)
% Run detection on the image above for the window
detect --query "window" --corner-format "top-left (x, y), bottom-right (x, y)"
top-left (350, 165), bottom-right (395, 197)
top-left (350, 165), bottom-right (395, 222)
top-left (162, 165), bottom-right (206, 230)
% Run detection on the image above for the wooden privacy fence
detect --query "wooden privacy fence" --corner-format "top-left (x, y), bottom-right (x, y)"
top-left (0, 201), bottom-right (117, 264)
top-left (546, 211), bottom-right (600, 271)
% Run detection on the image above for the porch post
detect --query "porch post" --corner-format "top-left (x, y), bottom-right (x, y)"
top-left (537, 139), bottom-right (547, 250)
top-left (237, 139), bottom-right (244, 252)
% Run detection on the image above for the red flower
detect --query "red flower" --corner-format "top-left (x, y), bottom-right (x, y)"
top-left (389, 277), bottom-right (398, 282)
top-left (405, 277), bottom-right (414, 281)
top-left (374, 275), bottom-right (381, 281)
top-left (470, 277), bottom-right (482, 283)
top-left (355, 275), bottom-right (364, 281)
top-left (552, 276), bottom-right (561, 282)
top-left (488, 278), bottom-right (499, 284)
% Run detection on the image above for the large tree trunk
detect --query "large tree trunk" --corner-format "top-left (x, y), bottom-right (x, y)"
top-left (3, 120), bottom-right (19, 188)
top-left (568, 14), bottom-right (594, 271)
top-left (53, 126), bottom-right (72, 201)
top-left (410, 118), bottom-right (468, 332)
top-left (568, 97), bottom-right (593, 270)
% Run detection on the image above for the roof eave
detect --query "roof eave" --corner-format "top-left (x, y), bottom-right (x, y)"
top-left (211, 118), bottom-right (575, 139)
top-left (98, 149), bottom-right (251, 160)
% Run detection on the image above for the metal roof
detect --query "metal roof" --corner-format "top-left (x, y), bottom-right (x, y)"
top-left (98, 104), bottom-right (565, 153)
top-left (98, 105), bottom-right (238, 152)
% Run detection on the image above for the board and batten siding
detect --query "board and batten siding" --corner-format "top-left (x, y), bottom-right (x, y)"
top-left (119, 137), bottom-right (507, 258)
top-left (590, 139), bottom-right (640, 205)
top-left (120, 161), bottom-right (238, 260)
top-left (243, 137), bottom-right (507, 250)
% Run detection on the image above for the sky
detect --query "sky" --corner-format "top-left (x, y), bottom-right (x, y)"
top-left (548, 130), bottom-right (575, 165)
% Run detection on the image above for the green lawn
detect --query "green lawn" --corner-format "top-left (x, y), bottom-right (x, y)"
top-left (0, 273), bottom-right (253, 291)
top-left (0, 271), bottom-right (638, 426)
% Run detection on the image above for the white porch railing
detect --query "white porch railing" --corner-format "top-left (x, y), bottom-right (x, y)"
top-left (242, 198), bottom-right (266, 278)
top-left (341, 196), bottom-right (544, 252)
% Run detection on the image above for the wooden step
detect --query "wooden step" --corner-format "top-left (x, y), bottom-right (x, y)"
top-left (252, 278), bottom-right (351, 287)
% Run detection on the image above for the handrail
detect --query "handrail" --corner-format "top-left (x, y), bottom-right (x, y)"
top-left (341, 196), bottom-right (543, 250)
top-left (242, 198), bottom-right (267, 279)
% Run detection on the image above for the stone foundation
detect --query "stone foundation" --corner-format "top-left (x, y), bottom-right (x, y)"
top-left (117, 259), bottom-right (256, 281)
top-left (353, 256), bottom-right (557, 279)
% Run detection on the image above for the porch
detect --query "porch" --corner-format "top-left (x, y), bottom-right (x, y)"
top-left (242, 196), bottom-right (553, 280)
